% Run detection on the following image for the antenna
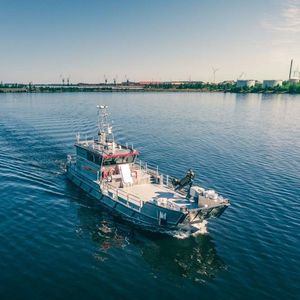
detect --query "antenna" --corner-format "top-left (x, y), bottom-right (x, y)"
top-left (104, 75), bottom-right (107, 84)
top-left (97, 105), bottom-right (108, 132)
top-left (212, 67), bottom-right (220, 83)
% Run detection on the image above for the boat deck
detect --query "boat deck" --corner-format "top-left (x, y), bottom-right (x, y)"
top-left (123, 183), bottom-right (198, 209)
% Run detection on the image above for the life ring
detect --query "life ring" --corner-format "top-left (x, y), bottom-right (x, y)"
top-left (131, 170), bottom-right (138, 178)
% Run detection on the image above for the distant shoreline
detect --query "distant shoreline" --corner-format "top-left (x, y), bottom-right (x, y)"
top-left (0, 88), bottom-right (298, 95)
top-left (1, 82), bottom-right (300, 94)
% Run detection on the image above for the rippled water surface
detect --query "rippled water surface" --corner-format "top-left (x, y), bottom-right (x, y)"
top-left (0, 92), bottom-right (299, 299)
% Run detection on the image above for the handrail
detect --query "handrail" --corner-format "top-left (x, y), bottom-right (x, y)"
top-left (102, 181), bottom-right (185, 212)
top-left (101, 182), bottom-right (143, 207)
top-left (134, 159), bottom-right (180, 190)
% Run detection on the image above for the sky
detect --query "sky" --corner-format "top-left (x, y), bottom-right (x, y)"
top-left (0, 0), bottom-right (300, 83)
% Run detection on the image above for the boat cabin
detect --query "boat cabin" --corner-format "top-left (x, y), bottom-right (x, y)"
top-left (75, 138), bottom-right (140, 181)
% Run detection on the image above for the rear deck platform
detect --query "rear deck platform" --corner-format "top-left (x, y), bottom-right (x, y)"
top-left (123, 183), bottom-right (198, 209)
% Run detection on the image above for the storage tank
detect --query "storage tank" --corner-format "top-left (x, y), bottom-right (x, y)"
top-left (236, 80), bottom-right (256, 88)
top-left (262, 80), bottom-right (283, 88)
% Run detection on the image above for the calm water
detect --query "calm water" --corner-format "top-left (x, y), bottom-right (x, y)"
top-left (0, 92), bottom-right (299, 300)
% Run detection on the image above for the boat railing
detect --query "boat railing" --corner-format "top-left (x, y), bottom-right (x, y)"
top-left (134, 159), bottom-right (180, 190)
top-left (67, 154), bottom-right (77, 165)
top-left (101, 181), bottom-right (143, 208)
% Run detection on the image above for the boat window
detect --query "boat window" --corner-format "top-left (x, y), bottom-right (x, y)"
top-left (124, 156), bottom-right (135, 163)
top-left (103, 155), bottom-right (136, 166)
top-left (76, 147), bottom-right (87, 158)
top-left (86, 151), bottom-right (102, 165)
top-left (103, 158), bottom-right (115, 166)
top-left (87, 152), bottom-right (94, 163)
top-left (94, 155), bottom-right (102, 165)
top-left (115, 157), bottom-right (124, 164)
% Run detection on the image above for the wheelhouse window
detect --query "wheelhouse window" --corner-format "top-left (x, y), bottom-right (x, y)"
top-left (76, 147), bottom-right (87, 158)
top-left (94, 155), bottom-right (102, 165)
top-left (103, 155), bottom-right (136, 166)
top-left (86, 151), bottom-right (102, 166)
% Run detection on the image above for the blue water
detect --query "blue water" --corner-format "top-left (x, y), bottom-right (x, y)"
top-left (0, 92), bottom-right (299, 299)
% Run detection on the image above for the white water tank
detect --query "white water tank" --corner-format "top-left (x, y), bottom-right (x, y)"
top-left (262, 80), bottom-right (283, 88)
top-left (236, 80), bottom-right (256, 88)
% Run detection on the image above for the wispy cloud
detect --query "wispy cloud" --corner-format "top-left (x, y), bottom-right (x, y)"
top-left (260, 0), bottom-right (300, 63)
top-left (262, 0), bottom-right (300, 33)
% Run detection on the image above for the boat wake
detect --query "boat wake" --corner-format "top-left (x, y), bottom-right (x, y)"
top-left (167, 220), bottom-right (208, 239)
top-left (192, 220), bottom-right (208, 236)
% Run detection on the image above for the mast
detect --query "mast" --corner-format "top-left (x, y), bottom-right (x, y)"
top-left (97, 105), bottom-right (115, 148)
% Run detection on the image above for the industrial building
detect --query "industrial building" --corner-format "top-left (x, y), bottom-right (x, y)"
top-left (262, 80), bottom-right (283, 88)
top-left (236, 80), bottom-right (256, 88)
top-left (289, 78), bottom-right (300, 84)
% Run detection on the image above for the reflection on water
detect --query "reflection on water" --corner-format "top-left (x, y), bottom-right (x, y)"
top-left (139, 234), bottom-right (226, 282)
top-left (72, 190), bottom-right (226, 282)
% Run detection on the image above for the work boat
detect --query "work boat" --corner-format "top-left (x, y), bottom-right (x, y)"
top-left (66, 106), bottom-right (230, 235)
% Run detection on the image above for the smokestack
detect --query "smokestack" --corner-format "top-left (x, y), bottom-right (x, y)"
top-left (289, 59), bottom-right (294, 80)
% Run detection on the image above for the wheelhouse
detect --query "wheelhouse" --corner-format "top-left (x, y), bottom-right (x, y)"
top-left (75, 139), bottom-right (139, 181)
